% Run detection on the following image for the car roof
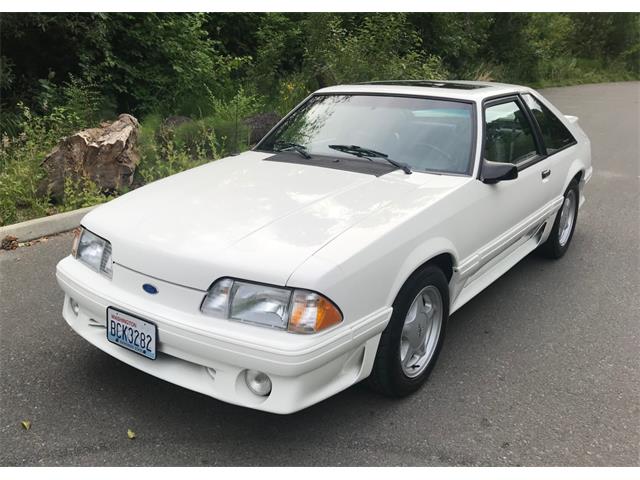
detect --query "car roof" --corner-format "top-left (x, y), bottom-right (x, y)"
top-left (315, 80), bottom-right (531, 101)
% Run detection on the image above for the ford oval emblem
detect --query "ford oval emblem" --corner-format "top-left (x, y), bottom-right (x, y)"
top-left (142, 283), bottom-right (158, 295)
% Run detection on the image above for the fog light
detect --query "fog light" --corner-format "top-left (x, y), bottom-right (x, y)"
top-left (245, 370), bottom-right (272, 396)
top-left (69, 298), bottom-right (80, 316)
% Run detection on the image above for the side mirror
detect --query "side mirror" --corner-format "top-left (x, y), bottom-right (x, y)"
top-left (481, 160), bottom-right (518, 184)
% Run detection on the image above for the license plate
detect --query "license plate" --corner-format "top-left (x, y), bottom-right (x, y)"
top-left (106, 307), bottom-right (157, 360)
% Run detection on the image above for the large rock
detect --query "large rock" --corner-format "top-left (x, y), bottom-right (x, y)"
top-left (40, 114), bottom-right (140, 202)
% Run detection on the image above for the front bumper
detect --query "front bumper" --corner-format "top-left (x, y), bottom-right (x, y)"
top-left (56, 256), bottom-right (391, 413)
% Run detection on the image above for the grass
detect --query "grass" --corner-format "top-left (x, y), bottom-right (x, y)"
top-left (530, 58), bottom-right (639, 88)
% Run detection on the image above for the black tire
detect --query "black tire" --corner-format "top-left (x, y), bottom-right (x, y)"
top-left (367, 264), bottom-right (449, 397)
top-left (538, 180), bottom-right (579, 259)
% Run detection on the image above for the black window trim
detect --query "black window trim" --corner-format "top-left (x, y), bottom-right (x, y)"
top-left (254, 91), bottom-right (478, 177)
top-left (477, 93), bottom-right (547, 180)
top-left (519, 92), bottom-right (578, 158)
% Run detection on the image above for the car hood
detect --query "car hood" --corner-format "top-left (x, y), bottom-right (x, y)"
top-left (82, 151), bottom-right (465, 290)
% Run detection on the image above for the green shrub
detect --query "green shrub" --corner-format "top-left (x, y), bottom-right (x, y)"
top-left (134, 87), bottom-right (263, 187)
top-left (302, 13), bottom-right (448, 86)
top-left (0, 105), bottom-right (56, 226)
top-left (274, 72), bottom-right (311, 116)
top-left (61, 177), bottom-right (110, 211)
top-left (0, 84), bottom-right (113, 226)
top-left (137, 113), bottom-right (164, 170)
top-left (137, 116), bottom-right (227, 185)
top-left (137, 134), bottom-right (210, 185)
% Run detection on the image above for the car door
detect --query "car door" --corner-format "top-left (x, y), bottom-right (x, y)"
top-left (456, 95), bottom-right (556, 283)
top-left (520, 92), bottom-right (578, 202)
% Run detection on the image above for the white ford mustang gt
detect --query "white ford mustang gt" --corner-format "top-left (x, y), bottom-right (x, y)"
top-left (56, 80), bottom-right (592, 413)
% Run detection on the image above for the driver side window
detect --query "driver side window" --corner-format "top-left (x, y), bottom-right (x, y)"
top-left (484, 100), bottom-right (538, 164)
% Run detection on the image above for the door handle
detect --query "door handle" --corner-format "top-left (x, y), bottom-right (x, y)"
top-left (541, 169), bottom-right (551, 179)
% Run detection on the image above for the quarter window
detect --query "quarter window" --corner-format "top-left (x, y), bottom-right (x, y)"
top-left (484, 100), bottom-right (538, 164)
top-left (522, 94), bottom-right (576, 153)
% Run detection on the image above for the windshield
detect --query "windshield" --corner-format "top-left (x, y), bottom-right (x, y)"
top-left (258, 94), bottom-right (474, 175)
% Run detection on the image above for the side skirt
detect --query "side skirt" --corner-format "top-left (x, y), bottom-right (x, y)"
top-left (449, 212), bottom-right (557, 315)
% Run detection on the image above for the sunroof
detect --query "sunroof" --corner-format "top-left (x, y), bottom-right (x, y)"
top-left (360, 80), bottom-right (488, 90)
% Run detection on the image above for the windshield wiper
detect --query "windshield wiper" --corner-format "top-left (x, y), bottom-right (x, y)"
top-left (273, 141), bottom-right (311, 159)
top-left (328, 144), bottom-right (412, 174)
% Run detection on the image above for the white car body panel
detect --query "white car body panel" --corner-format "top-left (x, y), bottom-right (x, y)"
top-left (57, 81), bottom-right (592, 413)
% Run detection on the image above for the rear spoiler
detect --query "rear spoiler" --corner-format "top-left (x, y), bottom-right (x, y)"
top-left (564, 115), bottom-right (579, 124)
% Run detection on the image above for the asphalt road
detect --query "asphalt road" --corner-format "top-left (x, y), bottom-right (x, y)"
top-left (1, 82), bottom-right (638, 467)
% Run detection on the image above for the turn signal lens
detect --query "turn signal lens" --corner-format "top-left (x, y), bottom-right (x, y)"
top-left (288, 290), bottom-right (343, 334)
top-left (201, 278), bottom-right (233, 317)
top-left (71, 228), bottom-right (81, 257)
top-left (69, 297), bottom-right (80, 316)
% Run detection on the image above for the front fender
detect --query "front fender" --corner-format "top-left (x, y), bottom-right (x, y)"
top-left (385, 237), bottom-right (458, 307)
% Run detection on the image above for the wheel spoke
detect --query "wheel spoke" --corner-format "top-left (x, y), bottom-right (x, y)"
top-left (422, 294), bottom-right (433, 318)
top-left (402, 298), bottom-right (423, 347)
top-left (404, 351), bottom-right (423, 372)
top-left (403, 319), bottom-right (421, 349)
top-left (406, 300), bottom-right (419, 324)
top-left (415, 337), bottom-right (428, 357)
top-left (402, 342), bottom-right (417, 368)
top-left (400, 338), bottom-right (411, 362)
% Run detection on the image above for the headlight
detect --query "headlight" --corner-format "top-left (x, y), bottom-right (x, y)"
top-left (201, 278), bottom-right (342, 334)
top-left (72, 227), bottom-right (113, 278)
